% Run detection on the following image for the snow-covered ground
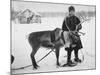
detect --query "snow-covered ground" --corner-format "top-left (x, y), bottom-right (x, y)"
top-left (11, 16), bottom-right (96, 74)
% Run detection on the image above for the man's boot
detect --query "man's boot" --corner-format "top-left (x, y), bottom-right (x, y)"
top-left (74, 49), bottom-right (82, 63)
top-left (66, 60), bottom-right (77, 67)
top-left (63, 48), bottom-right (77, 67)
top-left (74, 58), bottom-right (82, 63)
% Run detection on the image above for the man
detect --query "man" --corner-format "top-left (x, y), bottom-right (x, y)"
top-left (62, 6), bottom-right (83, 67)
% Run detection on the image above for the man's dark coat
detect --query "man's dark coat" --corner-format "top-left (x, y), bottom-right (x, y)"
top-left (62, 15), bottom-right (83, 49)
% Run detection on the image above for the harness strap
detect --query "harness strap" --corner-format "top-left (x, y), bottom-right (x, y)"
top-left (50, 31), bottom-right (55, 43)
top-left (51, 31), bottom-right (65, 44)
top-left (61, 31), bottom-right (66, 44)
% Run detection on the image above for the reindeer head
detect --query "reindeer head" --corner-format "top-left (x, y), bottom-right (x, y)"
top-left (54, 28), bottom-right (62, 41)
top-left (69, 32), bottom-right (80, 44)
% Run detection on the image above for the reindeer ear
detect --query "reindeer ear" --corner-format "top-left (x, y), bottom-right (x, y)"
top-left (54, 28), bottom-right (62, 41)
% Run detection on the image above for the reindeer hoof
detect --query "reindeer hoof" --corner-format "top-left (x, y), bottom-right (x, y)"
top-left (36, 65), bottom-right (40, 68)
top-left (33, 67), bottom-right (38, 70)
top-left (57, 63), bottom-right (61, 66)
top-left (56, 63), bottom-right (61, 68)
top-left (33, 67), bottom-right (37, 70)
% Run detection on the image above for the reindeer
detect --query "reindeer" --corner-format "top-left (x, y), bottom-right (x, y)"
top-left (28, 28), bottom-right (80, 69)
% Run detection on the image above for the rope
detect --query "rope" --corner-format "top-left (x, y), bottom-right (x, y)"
top-left (12, 48), bottom-right (54, 70)
top-left (80, 49), bottom-right (84, 62)
top-left (84, 50), bottom-right (95, 57)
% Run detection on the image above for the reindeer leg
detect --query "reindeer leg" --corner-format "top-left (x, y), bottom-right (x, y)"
top-left (55, 47), bottom-right (60, 66)
top-left (30, 45), bottom-right (40, 69)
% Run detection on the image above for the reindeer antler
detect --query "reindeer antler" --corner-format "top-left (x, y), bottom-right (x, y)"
top-left (65, 17), bottom-right (90, 36)
top-left (75, 18), bottom-right (90, 32)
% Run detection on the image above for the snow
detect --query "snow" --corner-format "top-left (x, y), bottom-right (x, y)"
top-left (11, 17), bottom-right (96, 74)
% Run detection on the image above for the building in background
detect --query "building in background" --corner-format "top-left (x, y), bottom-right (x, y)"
top-left (12, 9), bottom-right (41, 24)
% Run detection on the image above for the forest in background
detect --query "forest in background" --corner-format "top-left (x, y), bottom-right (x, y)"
top-left (11, 8), bottom-right (95, 21)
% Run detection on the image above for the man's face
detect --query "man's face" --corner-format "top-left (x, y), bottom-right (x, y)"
top-left (69, 10), bottom-right (75, 16)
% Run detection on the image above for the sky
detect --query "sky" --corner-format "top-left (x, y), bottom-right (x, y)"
top-left (12, 0), bottom-right (95, 13)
